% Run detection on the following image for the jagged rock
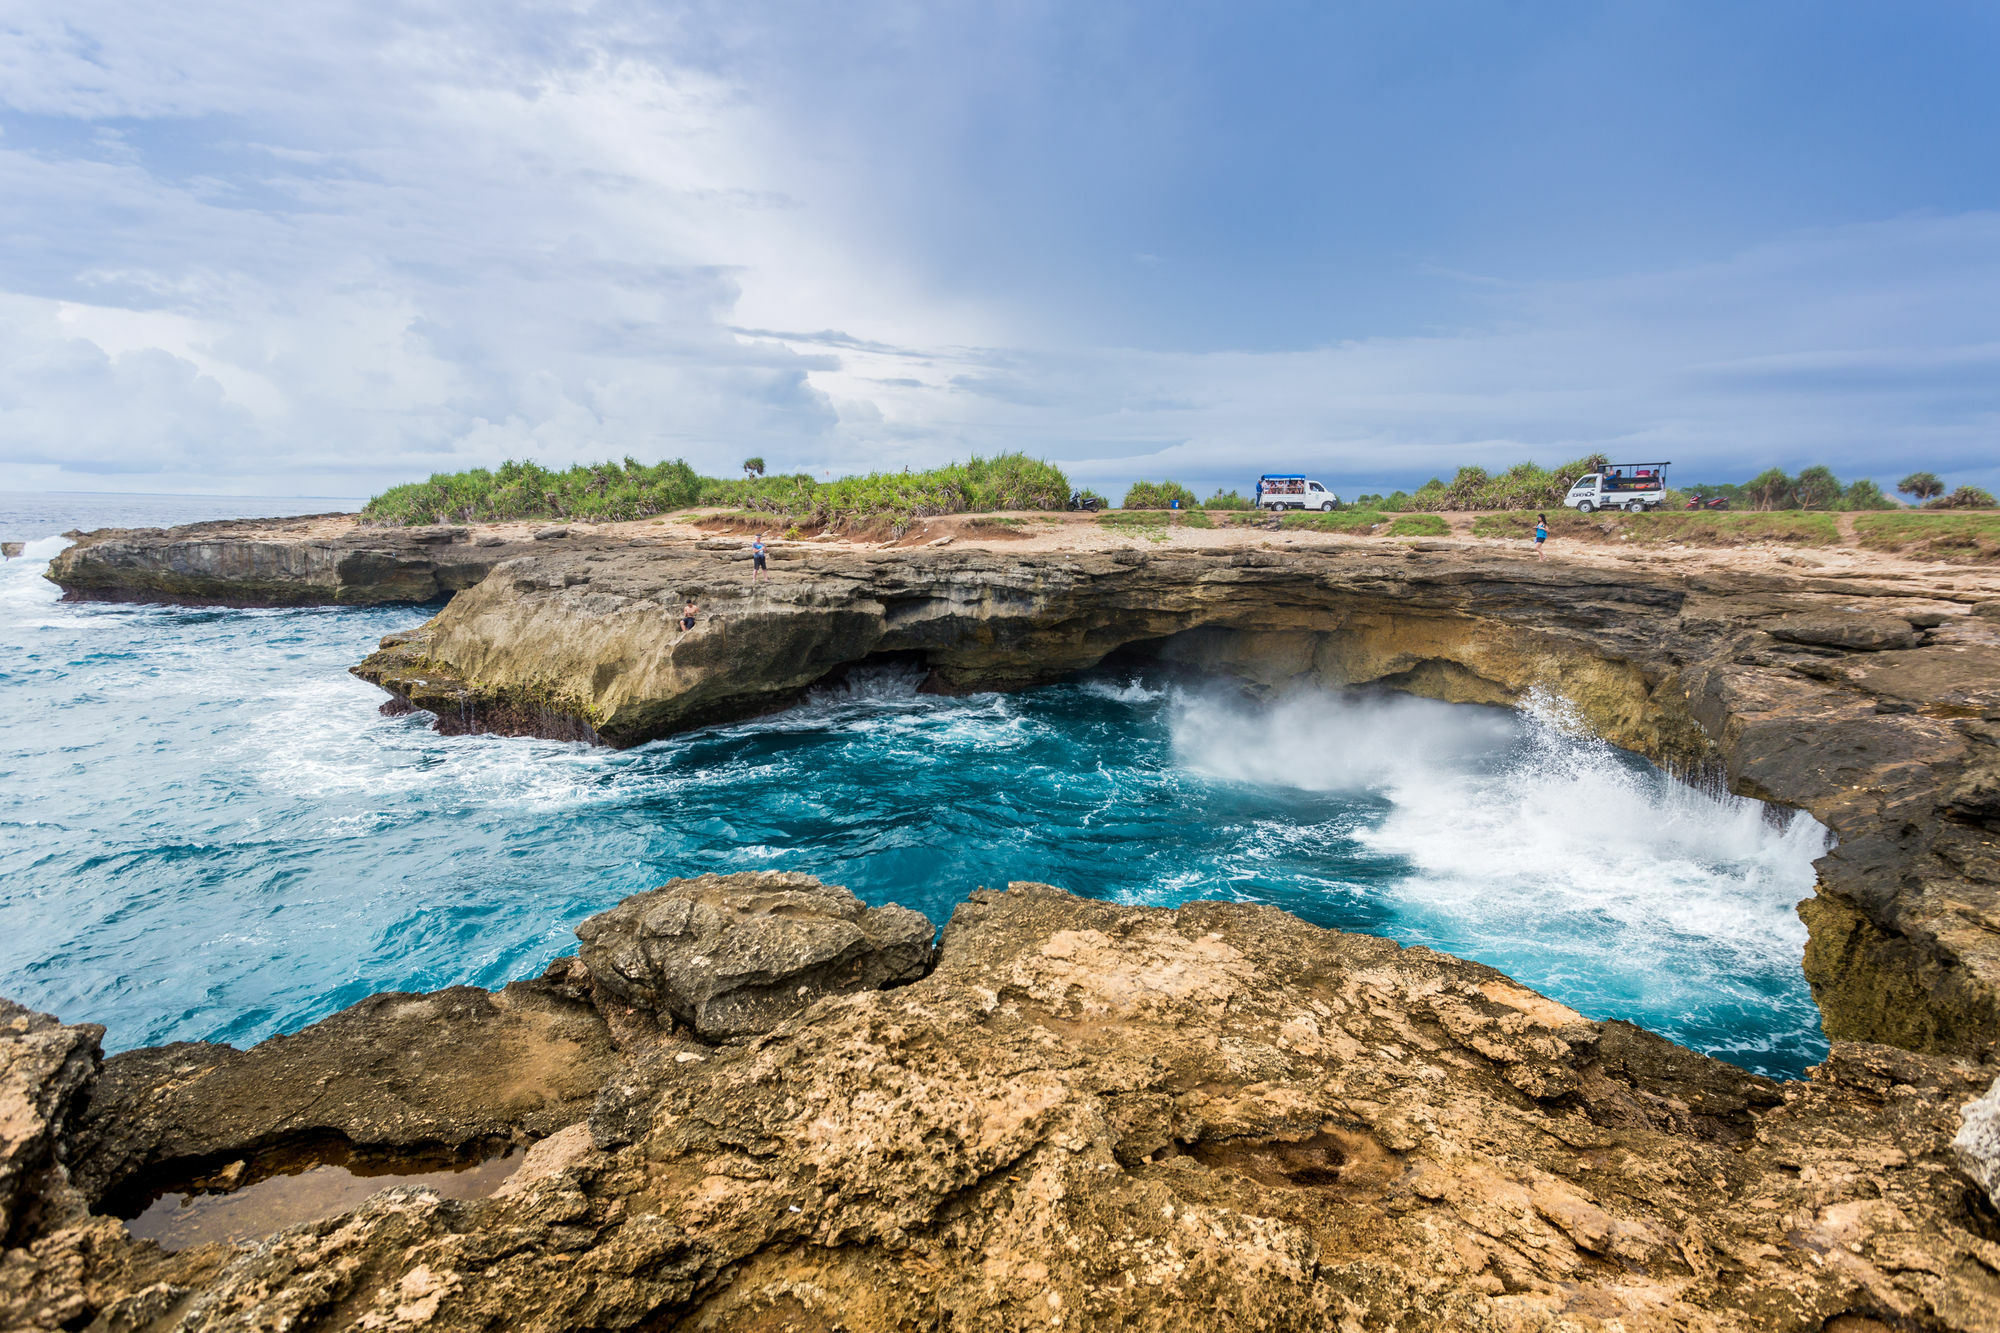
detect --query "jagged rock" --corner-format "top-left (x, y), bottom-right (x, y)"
top-left (574, 872), bottom-right (935, 1040)
top-left (0, 542), bottom-right (22, 559)
top-left (68, 979), bottom-right (618, 1207)
top-left (44, 517), bottom-right (529, 606)
top-left (532, 525), bottom-right (571, 540)
top-left (407, 525), bottom-right (468, 545)
top-left (1955, 1073), bottom-right (2000, 1208)
top-left (16, 884), bottom-right (1997, 1331)
top-left (1767, 613), bottom-right (1920, 651)
top-left (0, 1001), bottom-right (101, 1246)
top-left (1973, 600), bottom-right (2000, 619)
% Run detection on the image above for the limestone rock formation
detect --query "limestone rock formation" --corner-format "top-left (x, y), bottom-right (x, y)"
top-left (6, 882), bottom-right (1999, 1331)
top-left (0, 1000), bottom-right (101, 1246)
top-left (44, 516), bottom-right (532, 605)
top-left (43, 520), bottom-right (2000, 1058)
top-left (68, 979), bottom-right (620, 1208)
top-left (574, 871), bottom-right (935, 1039)
top-left (1955, 1074), bottom-right (2000, 1209)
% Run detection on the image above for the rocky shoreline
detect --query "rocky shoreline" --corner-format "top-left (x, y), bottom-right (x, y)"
top-left (23, 515), bottom-right (2000, 1328)
top-left (6, 875), bottom-right (1999, 1331)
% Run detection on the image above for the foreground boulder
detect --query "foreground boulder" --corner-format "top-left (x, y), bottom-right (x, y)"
top-left (575, 871), bottom-right (935, 1039)
top-left (8, 883), bottom-right (1999, 1331)
top-left (0, 1001), bottom-right (101, 1246)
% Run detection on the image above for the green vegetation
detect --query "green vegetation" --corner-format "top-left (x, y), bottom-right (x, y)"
top-left (1898, 472), bottom-right (1945, 502)
top-left (1277, 509), bottom-right (1388, 534)
top-left (1677, 468), bottom-right (1897, 512)
top-left (1930, 484), bottom-right (1998, 510)
top-left (1855, 512), bottom-right (2000, 563)
top-left (1387, 454), bottom-right (1608, 512)
top-left (1180, 509), bottom-right (1215, 529)
top-left (1121, 480), bottom-right (1201, 510)
top-left (1096, 510), bottom-right (1170, 529)
top-left (1384, 514), bottom-right (1450, 537)
top-left (363, 452), bottom-right (1072, 536)
top-left (1471, 511), bottom-right (1841, 546)
top-left (1202, 488), bottom-right (1252, 510)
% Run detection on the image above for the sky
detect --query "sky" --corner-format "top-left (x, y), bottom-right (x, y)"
top-left (2, 1), bottom-right (1998, 501)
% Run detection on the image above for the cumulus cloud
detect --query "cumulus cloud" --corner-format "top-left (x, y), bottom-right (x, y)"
top-left (1, 3), bottom-right (1996, 499)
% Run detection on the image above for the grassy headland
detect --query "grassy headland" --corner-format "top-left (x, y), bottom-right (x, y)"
top-left (363, 454), bottom-right (1071, 536)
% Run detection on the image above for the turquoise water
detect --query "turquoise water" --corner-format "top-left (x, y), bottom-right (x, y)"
top-left (0, 510), bottom-right (1830, 1077)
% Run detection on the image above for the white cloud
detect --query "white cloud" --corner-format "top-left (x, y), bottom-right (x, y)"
top-left (0, 5), bottom-right (1995, 498)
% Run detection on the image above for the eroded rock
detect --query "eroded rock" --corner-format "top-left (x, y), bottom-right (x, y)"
top-left (1955, 1073), bottom-right (2000, 1208)
top-left (574, 871), bottom-right (935, 1040)
top-left (15, 884), bottom-right (1995, 1332)
top-left (0, 1001), bottom-right (101, 1245)
top-left (1768, 613), bottom-right (1920, 651)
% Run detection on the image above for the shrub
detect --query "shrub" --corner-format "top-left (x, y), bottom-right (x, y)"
top-left (1203, 488), bottom-right (1251, 510)
top-left (1121, 480), bottom-right (1201, 510)
top-left (1401, 453), bottom-right (1606, 511)
top-left (1839, 479), bottom-right (1897, 510)
top-left (1928, 485), bottom-right (1998, 510)
top-left (364, 452), bottom-right (1070, 536)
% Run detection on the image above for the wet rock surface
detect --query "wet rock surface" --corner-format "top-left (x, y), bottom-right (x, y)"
top-left (6, 882), bottom-right (2000, 1331)
top-left (575, 871), bottom-right (936, 1040)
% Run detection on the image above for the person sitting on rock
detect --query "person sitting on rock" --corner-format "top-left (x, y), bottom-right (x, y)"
top-left (679, 600), bottom-right (698, 632)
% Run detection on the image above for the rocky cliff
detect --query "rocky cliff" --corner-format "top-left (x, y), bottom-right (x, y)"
top-left (337, 534), bottom-right (2000, 1062)
top-left (45, 516), bottom-right (535, 606)
top-left (4, 877), bottom-right (1998, 1332)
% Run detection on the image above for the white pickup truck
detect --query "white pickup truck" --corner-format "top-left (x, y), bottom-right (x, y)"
top-left (1563, 462), bottom-right (1670, 514)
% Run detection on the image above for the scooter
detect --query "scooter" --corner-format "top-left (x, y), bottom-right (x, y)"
top-left (1067, 492), bottom-right (1103, 512)
top-left (1684, 494), bottom-right (1728, 511)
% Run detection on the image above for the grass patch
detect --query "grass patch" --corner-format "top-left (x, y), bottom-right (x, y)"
top-left (1179, 509), bottom-right (1214, 529)
top-left (1097, 510), bottom-right (1170, 529)
top-left (1473, 512), bottom-right (1840, 546)
top-left (1384, 514), bottom-right (1450, 537)
top-left (1854, 512), bottom-right (2000, 563)
top-left (1278, 509), bottom-right (1388, 534)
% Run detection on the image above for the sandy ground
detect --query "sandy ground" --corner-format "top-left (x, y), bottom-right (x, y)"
top-left (171, 507), bottom-right (2000, 606)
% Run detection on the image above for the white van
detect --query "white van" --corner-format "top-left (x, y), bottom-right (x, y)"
top-left (1256, 474), bottom-right (1340, 511)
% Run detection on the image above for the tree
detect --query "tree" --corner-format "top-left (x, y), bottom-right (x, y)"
top-left (1898, 471), bottom-right (1944, 502)
top-left (1840, 479), bottom-right (1896, 511)
top-left (742, 456), bottom-right (766, 479)
top-left (1794, 465), bottom-right (1841, 510)
top-left (1745, 468), bottom-right (1797, 511)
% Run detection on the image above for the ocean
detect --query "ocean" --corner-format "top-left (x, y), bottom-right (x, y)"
top-left (0, 493), bottom-right (1830, 1075)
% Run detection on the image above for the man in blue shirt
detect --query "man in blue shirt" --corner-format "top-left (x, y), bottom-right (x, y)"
top-left (751, 534), bottom-right (767, 575)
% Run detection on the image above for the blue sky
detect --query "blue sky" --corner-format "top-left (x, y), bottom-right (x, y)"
top-left (2, 1), bottom-right (1997, 499)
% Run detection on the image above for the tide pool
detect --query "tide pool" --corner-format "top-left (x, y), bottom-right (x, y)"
top-left (0, 533), bottom-right (1829, 1076)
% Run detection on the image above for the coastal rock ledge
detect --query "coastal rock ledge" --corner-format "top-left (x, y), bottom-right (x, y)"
top-left (5, 877), bottom-right (2000, 1331)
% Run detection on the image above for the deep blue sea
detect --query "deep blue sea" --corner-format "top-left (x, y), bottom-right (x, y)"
top-left (1, 494), bottom-right (1832, 1076)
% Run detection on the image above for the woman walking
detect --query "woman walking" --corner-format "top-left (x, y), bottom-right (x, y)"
top-left (1534, 513), bottom-right (1549, 558)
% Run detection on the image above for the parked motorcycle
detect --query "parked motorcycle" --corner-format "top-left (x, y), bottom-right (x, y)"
top-left (1067, 492), bottom-right (1103, 512)
top-left (1684, 494), bottom-right (1728, 511)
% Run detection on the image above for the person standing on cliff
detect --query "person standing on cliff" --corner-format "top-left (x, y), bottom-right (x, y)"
top-left (678, 599), bottom-right (698, 632)
top-left (1534, 513), bottom-right (1549, 558)
top-left (751, 534), bottom-right (767, 575)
